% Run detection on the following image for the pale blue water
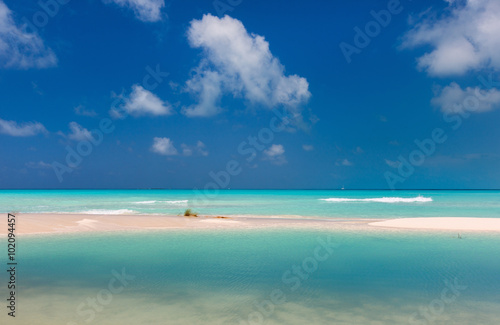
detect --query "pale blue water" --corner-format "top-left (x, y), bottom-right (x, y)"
top-left (1, 229), bottom-right (499, 324)
top-left (1, 190), bottom-right (500, 324)
top-left (1, 189), bottom-right (500, 219)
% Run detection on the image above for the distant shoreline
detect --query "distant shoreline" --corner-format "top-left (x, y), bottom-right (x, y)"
top-left (2, 213), bottom-right (500, 236)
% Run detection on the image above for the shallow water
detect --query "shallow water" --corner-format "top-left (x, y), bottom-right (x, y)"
top-left (1, 189), bottom-right (500, 219)
top-left (2, 229), bottom-right (499, 324)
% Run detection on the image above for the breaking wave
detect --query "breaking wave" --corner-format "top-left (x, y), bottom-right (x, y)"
top-left (319, 197), bottom-right (433, 203)
top-left (134, 200), bottom-right (188, 205)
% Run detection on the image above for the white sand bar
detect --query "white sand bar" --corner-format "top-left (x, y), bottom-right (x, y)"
top-left (2, 214), bottom-right (500, 236)
top-left (370, 217), bottom-right (500, 231)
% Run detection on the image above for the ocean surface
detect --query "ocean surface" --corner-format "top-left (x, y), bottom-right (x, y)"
top-left (1, 189), bottom-right (500, 219)
top-left (1, 229), bottom-right (500, 324)
top-left (1, 190), bottom-right (499, 324)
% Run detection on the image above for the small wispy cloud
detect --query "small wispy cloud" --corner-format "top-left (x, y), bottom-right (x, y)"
top-left (0, 1), bottom-right (57, 69)
top-left (64, 122), bottom-right (92, 141)
top-left (151, 137), bottom-right (209, 157)
top-left (385, 159), bottom-right (401, 168)
top-left (181, 141), bottom-right (209, 157)
top-left (302, 144), bottom-right (314, 151)
top-left (74, 105), bottom-right (97, 117)
top-left (25, 161), bottom-right (52, 169)
top-left (0, 118), bottom-right (47, 137)
top-left (424, 153), bottom-right (497, 166)
top-left (103, 0), bottom-right (165, 22)
top-left (264, 144), bottom-right (287, 165)
top-left (111, 84), bottom-right (172, 118)
top-left (31, 82), bottom-right (43, 95)
top-left (336, 159), bottom-right (353, 167)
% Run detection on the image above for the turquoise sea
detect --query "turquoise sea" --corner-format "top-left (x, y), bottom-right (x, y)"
top-left (1, 189), bottom-right (500, 219)
top-left (1, 190), bottom-right (500, 324)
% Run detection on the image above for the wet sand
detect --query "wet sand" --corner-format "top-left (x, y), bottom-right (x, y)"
top-left (2, 213), bottom-right (500, 236)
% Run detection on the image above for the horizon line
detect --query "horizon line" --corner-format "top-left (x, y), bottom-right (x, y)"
top-left (1, 188), bottom-right (499, 191)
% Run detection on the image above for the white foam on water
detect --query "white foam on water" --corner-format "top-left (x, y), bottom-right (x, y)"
top-left (319, 197), bottom-right (433, 203)
top-left (162, 200), bottom-right (188, 205)
top-left (134, 200), bottom-right (188, 205)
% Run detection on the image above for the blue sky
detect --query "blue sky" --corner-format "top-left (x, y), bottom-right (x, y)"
top-left (1, 0), bottom-right (500, 189)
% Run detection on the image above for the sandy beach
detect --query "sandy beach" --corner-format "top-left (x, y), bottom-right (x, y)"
top-left (3, 213), bottom-right (500, 235)
top-left (369, 217), bottom-right (500, 231)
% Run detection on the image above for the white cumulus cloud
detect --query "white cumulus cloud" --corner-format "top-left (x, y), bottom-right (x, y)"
top-left (66, 122), bottom-right (92, 141)
top-left (0, 118), bottom-right (47, 137)
top-left (0, 1), bottom-right (57, 69)
top-left (402, 0), bottom-right (500, 76)
top-left (103, 0), bottom-right (165, 22)
top-left (151, 137), bottom-right (178, 156)
top-left (183, 14), bottom-right (310, 117)
top-left (111, 84), bottom-right (172, 118)
top-left (431, 82), bottom-right (500, 113)
top-left (264, 144), bottom-right (287, 165)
